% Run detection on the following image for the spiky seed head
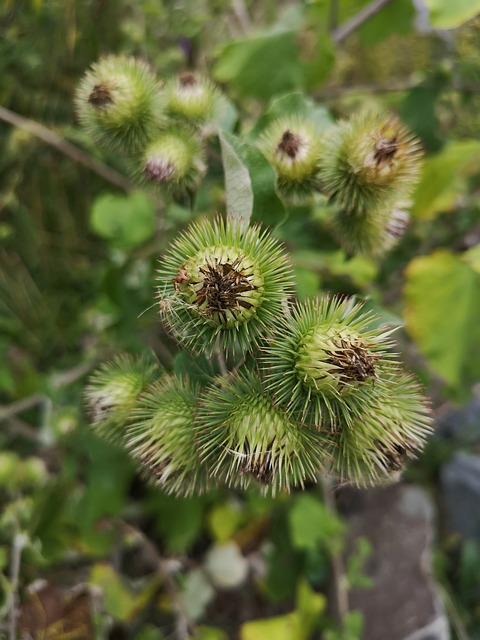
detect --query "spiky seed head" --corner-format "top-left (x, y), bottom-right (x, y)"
top-left (330, 199), bottom-right (411, 258)
top-left (319, 112), bottom-right (423, 215)
top-left (260, 117), bottom-right (323, 201)
top-left (165, 72), bottom-right (220, 122)
top-left (137, 128), bottom-right (206, 195)
top-left (262, 295), bottom-right (397, 426)
top-left (126, 375), bottom-right (210, 497)
top-left (321, 371), bottom-right (433, 486)
top-left (156, 216), bottom-right (294, 355)
top-left (85, 354), bottom-right (159, 445)
top-left (75, 56), bottom-right (165, 154)
top-left (195, 371), bottom-right (326, 495)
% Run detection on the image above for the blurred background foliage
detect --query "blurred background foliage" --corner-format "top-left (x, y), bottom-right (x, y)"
top-left (1, 0), bottom-right (480, 638)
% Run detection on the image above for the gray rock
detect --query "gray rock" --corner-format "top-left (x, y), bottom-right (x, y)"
top-left (436, 397), bottom-right (480, 443)
top-left (441, 451), bottom-right (480, 540)
top-left (338, 484), bottom-right (449, 640)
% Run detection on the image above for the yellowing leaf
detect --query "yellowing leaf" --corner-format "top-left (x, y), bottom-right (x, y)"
top-left (240, 580), bottom-right (324, 640)
top-left (412, 141), bottom-right (480, 219)
top-left (424, 0), bottom-right (480, 29)
top-left (241, 611), bottom-right (307, 640)
top-left (90, 563), bottom-right (159, 622)
top-left (404, 250), bottom-right (480, 388)
top-left (207, 501), bottom-right (243, 542)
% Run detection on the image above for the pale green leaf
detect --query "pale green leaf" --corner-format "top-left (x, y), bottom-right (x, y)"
top-left (462, 244), bottom-right (480, 274)
top-left (424, 0), bottom-right (480, 28)
top-left (207, 501), bottom-right (243, 542)
top-left (181, 570), bottom-right (215, 620)
top-left (404, 249), bottom-right (480, 388)
top-left (288, 494), bottom-right (344, 553)
top-left (219, 132), bottom-right (254, 228)
top-left (240, 580), bottom-right (324, 640)
top-left (90, 191), bottom-right (156, 249)
top-left (412, 141), bottom-right (480, 219)
top-left (219, 131), bottom-right (285, 228)
top-left (89, 564), bottom-right (160, 622)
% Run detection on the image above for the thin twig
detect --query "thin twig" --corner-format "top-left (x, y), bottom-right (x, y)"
top-left (121, 522), bottom-right (194, 640)
top-left (214, 336), bottom-right (228, 376)
top-left (332, 0), bottom-right (394, 43)
top-left (8, 533), bottom-right (27, 640)
top-left (320, 475), bottom-right (349, 626)
top-left (0, 106), bottom-right (132, 192)
top-left (0, 394), bottom-right (46, 422)
top-left (0, 358), bottom-right (99, 423)
top-left (231, 0), bottom-right (251, 33)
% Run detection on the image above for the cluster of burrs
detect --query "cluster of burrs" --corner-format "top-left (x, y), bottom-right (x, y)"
top-left (76, 56), bottom-right (423, 259)
top-left (75, 56), bottom-right (221, 195)
top-left (260, 112), bottom-right (423, 257)
top-left (86, 217), bottom-right (432, 497)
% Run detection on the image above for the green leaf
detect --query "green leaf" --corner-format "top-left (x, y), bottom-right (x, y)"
top-left (412, 141), bottom-right (480, 219)
top-left (219, 131), bottom-right (253, 228)
top-left (240, 580), bottom-right (324, 640)
top-left (404, 249), bottom-right (480, 388)
top-left (90, 191), bottom-right (156, 249)
top-left (301, 33), bottom-right (335, 91)
top-left (181, 570), bottom-right (215, 620)
top-left (214, 31), bottom-right (303, 102)
top-left (219, 131), bottom-right (285, 228)
top-left (90, 564), bottom-right (160, 622)
top-left (196, 627), bottom-right (229, 640)
top-left (288, 494), bottom-right (344, 554)
top-left (424, 0), bottom-right (480, 28)
top-left (357, 0), bottom-right (415, 45)
top-left (145, 492), bottom-right (206, 553)
top-left (248, 92), bottom-right (333, 140)
top-left (207, 501), bottom-right (244, 542)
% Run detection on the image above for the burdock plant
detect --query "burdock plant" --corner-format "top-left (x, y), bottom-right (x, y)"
top-left (260, 116), bottom-right (323, 201)
top-left (75, 56), bottom-right (165, 154)
top-left (156, 216), bottom-right (294, 355)
top-left (195, 371), bottom-right (326, 494)
top-left (78, 55), bottom-right (433, 495)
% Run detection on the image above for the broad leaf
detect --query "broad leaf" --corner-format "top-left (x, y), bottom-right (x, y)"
top-left (219, 131), bottom-right (285, 228)
top-left (240, 580), bottom-right (324, 640)
top-left (404, 249), bottom-right (480, 389)
top-left (90, 191), bottom-right (156, 249)
top-left (214, 31), bottom-right (303, 102)
top-left (411, 141), bottom-right (480, 219)
top-left (288, 494), bottom-right (344, 554)
top-left (424, 0), bottom-right (480, 28)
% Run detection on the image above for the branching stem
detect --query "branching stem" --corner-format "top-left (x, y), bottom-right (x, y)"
top-left (0, 106), bottom-right (132, 191)
top-left (332, 0), bottom-right (394, 43)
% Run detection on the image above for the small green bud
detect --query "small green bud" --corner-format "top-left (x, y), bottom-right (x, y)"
top-left (322, 371), bottom-right (433, 486)
top-left (19, 457), bottom-right (49, 488)
top-left (156, 217), bottom-right (294, 355)
top-left (262, 296), bottom-right (397, 426)
top-left (75, 55), bottom-right (165, 154)
top-left (320, 112), bottom-right (422, 215)
top-left (85, 353), bottom-right (160, 445)
top-left (260, 117), bottom-right (322, 201)
top-left (165, 72), bottom-right (219, 122)
top-left (138, 128), bottom-right (206, 195)
top-left (127, 375), bottom-right (209, 497)
top-left (196, 371), bottom-right (324, 494)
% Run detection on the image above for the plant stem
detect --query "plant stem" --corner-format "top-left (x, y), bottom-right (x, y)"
top-left (8, 533), bottom-right (27, 640)
top-left (0, 106), bottom-right (132, 192)
top-left (332, 0), bottom-right (394, 43)
top-left (320, 475), bottom-right (349, 627)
